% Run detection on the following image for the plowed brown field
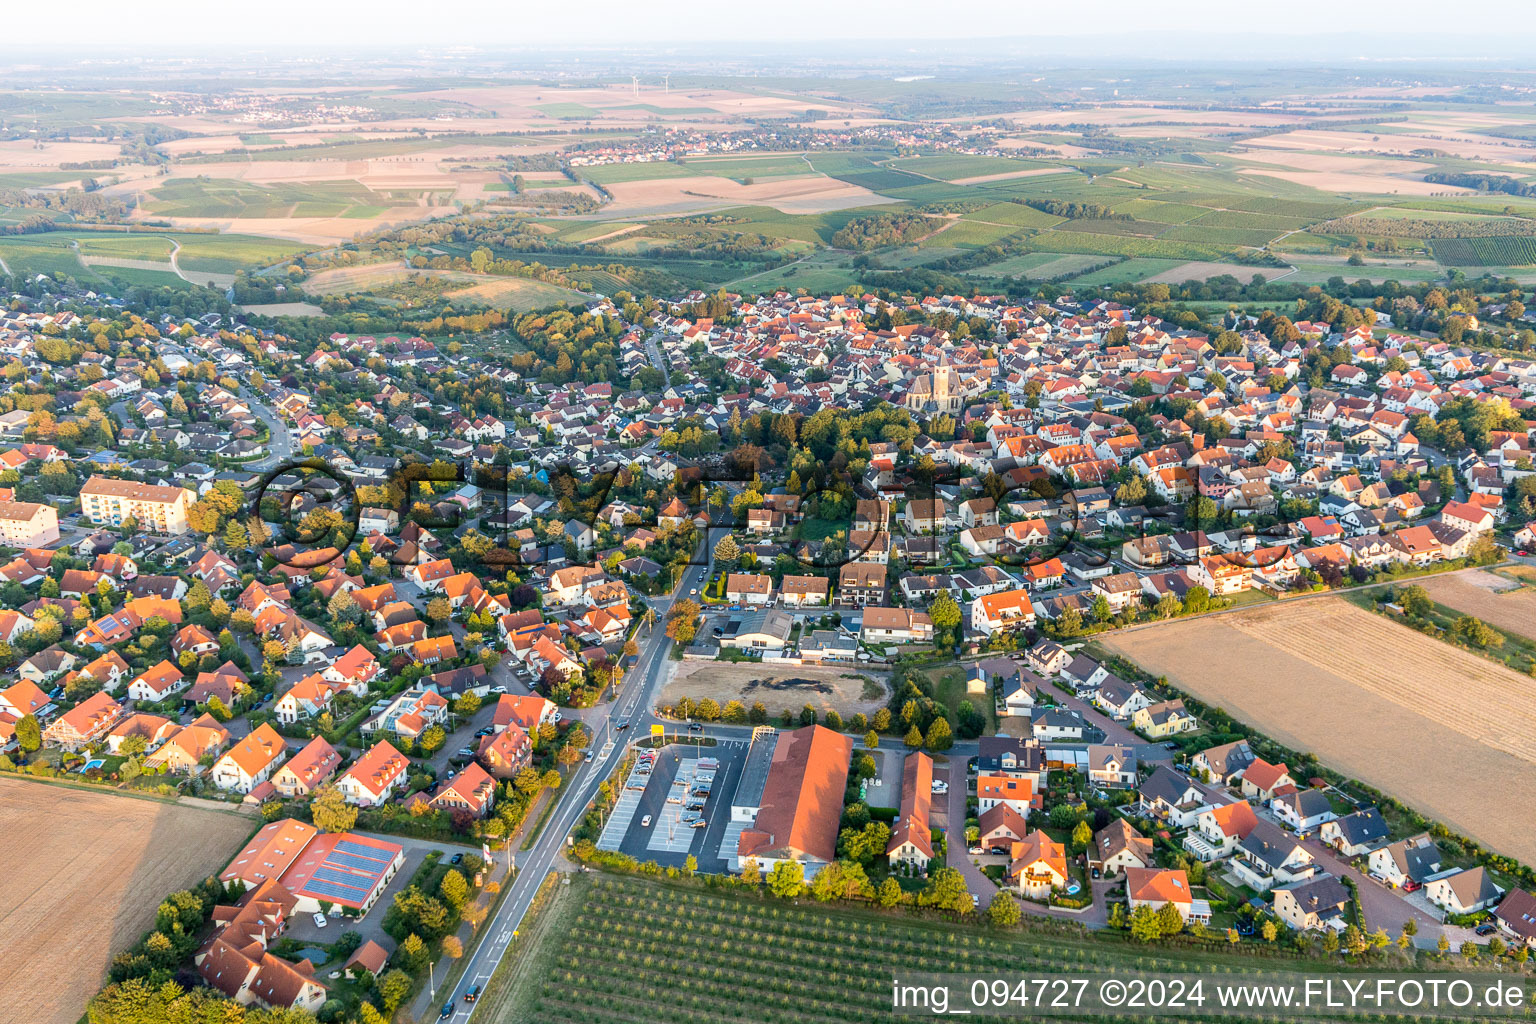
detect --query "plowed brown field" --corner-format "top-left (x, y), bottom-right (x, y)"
top-left (0, 780), bottom-right (253, 1024)
top-left (1103, 597), bottom-right (1536, 864)
top-left (1419, 571), bottom-right (1536, 640)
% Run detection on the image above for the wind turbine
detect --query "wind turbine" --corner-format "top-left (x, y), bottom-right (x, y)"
top-left (631, 75), bottom-right (639, 99)
top-left (663, 74), bottom-right (670, 95)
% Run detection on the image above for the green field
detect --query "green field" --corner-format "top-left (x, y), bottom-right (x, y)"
top-left (168, 233), bottom-right (303, 273)
top-left (725, 250), bottom-right (863, 294)
top-left (1431, 235), bottom-right (1536, 266)
top-left (558, 221), bottom-right (641, 243)
top-left (488, 872), bottom-right (1350, 1024)
top-left (0, 236), bottom-right (96, 280)
top-left (1022, 230), bottom-right (1231, 261)
top-left (578, 162), bottom-right (697, 185)
top-left (680, 155), bottom-right (814, 181)
top-left (874, 246), bottom-right (964, 269)
top-left (965, 252), bottom-right (1096, 278)
top-left (91, 266), bottom-right (193, 289)
top-left (72, 234), bottom-right (176, 260)
top-left (0, 170), bottom-right (89, 188)
top-left (0, 229), bottom-right (302, 280)
top-left (1065, 258), bottom-right (1187, 285)
top-left (145, 177), bottom-right (411, 218)
top-left (1284, 261), bottom-right (1444, 284)
top-left (922, 218), bottom-right (1018, 248)
top-left (191, 133), bottom-right (553, 164)
top-left (959, 203), bottom-right (1064, 229)
top-left (1111, 200), bottom-right (1213, 224)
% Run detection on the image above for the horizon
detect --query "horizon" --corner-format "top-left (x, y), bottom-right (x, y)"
top-left (18, 0), bottom-right (1536, 60)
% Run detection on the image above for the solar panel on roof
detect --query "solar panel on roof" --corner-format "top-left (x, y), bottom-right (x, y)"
top-left (302, 878), bottom-right (365, 903)
top-left (335, 840), bottom-right (391, 862)
top-left (327, 851), bottom-right (388, 873)
top-left (313, 866), bottom-right (369, 891)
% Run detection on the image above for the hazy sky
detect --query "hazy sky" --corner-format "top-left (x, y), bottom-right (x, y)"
top-left (34, 0), bottom-right (1516, 52)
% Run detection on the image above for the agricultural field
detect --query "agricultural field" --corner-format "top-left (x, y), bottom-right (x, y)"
top-left (889, 153), bottom-right (1057, 181)
top-left (964, 252), bottom-right (1097, 278)
top-left (300, 261), bottom-right (590, 310)
top-left (1103, 595), bottom-right (1536, 866)
top-left (959, 202), bottom-right (1064, 229)
top-left (487, 872), bottom-right (1343, 1024)
top-left (679, 155), bottom-right (816, 181)
top-left (0, 236), bottom-right (100, 281)
top-left (1431, 236), bottom-right (1536, 266)
top-left (1417, 571), bottom-right (1536, 641)
top-left (169, 233), bottom-right (306, 274)
top-left (1065, 258), bottom-right (1188, 285)
top-left (0, 779), bottom-right (253, 1024)
top-left (577, 161), bottom-right (699, 185)
top-left (142, 177), bottom-right (413, 218)
top-left (921, 217), bottom-right (1018, 249)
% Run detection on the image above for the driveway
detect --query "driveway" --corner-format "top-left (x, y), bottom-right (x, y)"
top-left (1255, 806), bottom-right (1449, 947)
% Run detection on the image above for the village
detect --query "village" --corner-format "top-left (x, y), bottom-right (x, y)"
top-left (0, 263), bottom-right (1535, 1024)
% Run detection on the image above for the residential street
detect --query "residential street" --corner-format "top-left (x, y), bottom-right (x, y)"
top-left (429, 554), bottom-right (710, 1022)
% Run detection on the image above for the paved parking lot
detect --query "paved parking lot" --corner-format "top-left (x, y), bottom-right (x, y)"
top-left (603, 740), bottom-right (750, 873)
top-left (647, 759), bottom-right (710, 853)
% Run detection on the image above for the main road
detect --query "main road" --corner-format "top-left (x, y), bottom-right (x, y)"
top-left (445, 552), bottom-right (710, 1021)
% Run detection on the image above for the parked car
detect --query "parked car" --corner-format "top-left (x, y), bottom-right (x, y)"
top-left (931, 781), bottom-right (948, 794)
top-left (312, 913), bottom-right (328, 928)
top-left (489, 685), bottom-right (507, 694)
top-left (451, 852), bottom-right (464, 865)
top-left (457, 747), bottom-right (476, 757)
top-left (1475, 923), bottom-right (1498, 936)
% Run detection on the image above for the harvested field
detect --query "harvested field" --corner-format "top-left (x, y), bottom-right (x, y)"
top-left (302, 260), bottom-right (589, 309)
top-left (0, 779), bottom-right (253, 1024)
top-left (661, 660), bottom-right (887, 719)
top-left (1102, 596), bottom-right (1536, 865)
top-left (951, 167), bottom-right (1076, 185)
top-left (1419, 571), bottom-right (1536, 640)
top-left (1237, 167), bottom-right (1465, 196)
top-left (239, 301), bottom-right (326, 317)
top-left (601, 176), bottom-right (891, 217)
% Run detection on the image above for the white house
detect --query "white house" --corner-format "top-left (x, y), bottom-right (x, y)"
top-left (210, 724), bottom-right (287, 793)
